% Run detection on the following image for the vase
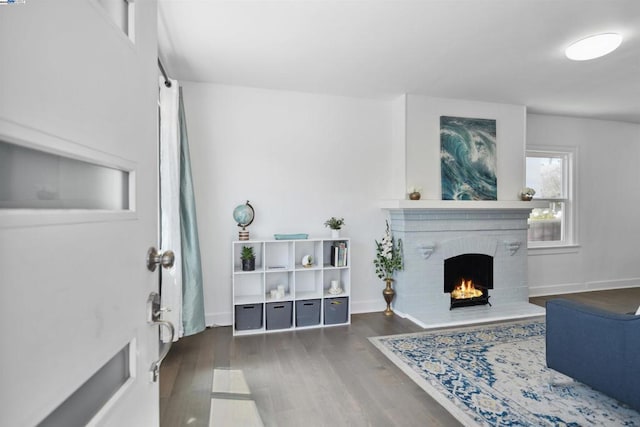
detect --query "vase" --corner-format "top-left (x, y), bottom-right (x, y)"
top-left (409, 192), bottom-right (421, 200)
top-left (331, 229), bottom-right (340, 239)
top-left (242, 258), bottom-right (255, 271)
top-left (382, 278), bottom-right (395, 316)
top-left (520, 194), bottom-right (533, 201)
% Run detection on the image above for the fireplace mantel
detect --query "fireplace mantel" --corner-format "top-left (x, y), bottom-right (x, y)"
top-left (380, 199), bottom-right (549, 211)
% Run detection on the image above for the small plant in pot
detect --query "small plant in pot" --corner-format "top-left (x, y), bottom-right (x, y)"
top-left (520, 187), bottom-right (536, 201)
top-left (324, 217), bottom-right (345, 238)
top-left (241, 246), bottom-right (256, 271)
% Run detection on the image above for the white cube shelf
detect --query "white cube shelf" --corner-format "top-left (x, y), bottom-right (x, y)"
top-left (232, 238), bottom-right (351, 335)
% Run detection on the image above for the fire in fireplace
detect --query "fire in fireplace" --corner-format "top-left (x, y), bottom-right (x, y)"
top-left (444, 253), bottom-right (493, 310)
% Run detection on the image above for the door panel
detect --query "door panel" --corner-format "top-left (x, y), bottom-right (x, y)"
top-left (39, 342), bottom-right (132, 426)
top-left (0, 1), bottom-right (160, 425)
top-left (0, 124), bottom-right (159, 426)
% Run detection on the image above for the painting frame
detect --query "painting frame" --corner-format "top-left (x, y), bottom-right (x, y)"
top-left (440, 116), bottom-right (497, 200)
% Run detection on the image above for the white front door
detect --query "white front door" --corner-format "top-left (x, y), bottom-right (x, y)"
top-left (0, 1), bottom-right (162, 426)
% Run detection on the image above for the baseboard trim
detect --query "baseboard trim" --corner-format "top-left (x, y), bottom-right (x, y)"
top-left (529, 277), bottom-right (640, 297)
top-left (351, 299), bottom-right (385, 314)
top-left (206, 312), bottom-right (232, 327)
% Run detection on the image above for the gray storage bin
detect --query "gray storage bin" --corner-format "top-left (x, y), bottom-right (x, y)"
top-left (324, 297), bottom-right (349, 325)
top-left (266, 301), bottom-right (293, 330)
top-left (295, 299), bottom-right (321, 327)
top-left (235, 303), bottom-right (263, 331)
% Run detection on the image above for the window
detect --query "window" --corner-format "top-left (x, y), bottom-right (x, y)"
top-left (525, 146), bottom-right (577, 248)
top-left (0, 140), bottom-right (130, 210)
top-left (96, 0), bottom-right (135, 42)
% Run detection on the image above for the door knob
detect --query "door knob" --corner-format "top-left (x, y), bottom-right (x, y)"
top-left (146, 247), bottom-right (175, 272)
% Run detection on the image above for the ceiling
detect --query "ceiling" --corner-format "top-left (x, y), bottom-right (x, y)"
top-left (158, 0), bottom-right (640, 124)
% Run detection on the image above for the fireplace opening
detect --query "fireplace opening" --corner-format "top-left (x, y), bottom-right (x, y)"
top-left (444, 253), bottom-right (493, 310)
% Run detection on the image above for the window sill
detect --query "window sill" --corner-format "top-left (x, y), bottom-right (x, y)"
top-left (527, 244), bottom-right (580, 256)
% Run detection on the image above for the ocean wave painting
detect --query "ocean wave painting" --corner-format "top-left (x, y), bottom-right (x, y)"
top-left (440, 116), bottom-right (497, 200)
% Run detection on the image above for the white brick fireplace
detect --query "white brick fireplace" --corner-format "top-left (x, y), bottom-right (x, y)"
top-left (382, 200), bottom-right (546, 328)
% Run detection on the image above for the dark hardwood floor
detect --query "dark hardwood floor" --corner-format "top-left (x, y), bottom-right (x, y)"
top-left (160, 288), bottom-right (640, 427)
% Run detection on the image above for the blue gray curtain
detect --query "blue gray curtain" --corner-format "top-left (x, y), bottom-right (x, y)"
top-left (178, 88), bottom-right (205, 336)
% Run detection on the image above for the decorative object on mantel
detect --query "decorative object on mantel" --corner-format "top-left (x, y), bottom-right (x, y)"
top-left (233, 200), bottom-right (255, 241)
top-left (520, 187), bottom-right (536, 201)
top-left (374, 221), bottom-right (403, 316)
top-left (324, 216), bottom-right (345, 239)
top-left (440, 116), bottom-right (497, 201)
top-left (408, 186), bottom-right (422, 200)
top-left (504, 240), bottom-right (521, 256)
top-left (240, 246), bottom-right (255, 271)
top-left (417, 242), bottom-right (436, 259)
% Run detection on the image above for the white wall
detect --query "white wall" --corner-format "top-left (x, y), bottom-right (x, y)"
top-left (181, 83), bottom-right (395, 325)
top-left (390, 94), bottom-right (407, 197)
top-left (527, 114), bottom-right (640, 295)
top-left (183, 84), bottom-right (640, 323)
top-left (405, 95), bottom-right (527, 200)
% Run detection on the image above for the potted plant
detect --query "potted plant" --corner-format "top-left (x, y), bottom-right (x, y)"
top-left (324, 217), bottom-right (345, 238)
top-left (241, 246), bottom-right (256, 271)
top-left (520, 187), bottom-right (536, 201)
top-left (374, 221), bottom-right (403, 316)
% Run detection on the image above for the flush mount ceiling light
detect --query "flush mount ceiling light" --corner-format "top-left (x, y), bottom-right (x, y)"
top-left (565, 33), bottom-right (622, 61)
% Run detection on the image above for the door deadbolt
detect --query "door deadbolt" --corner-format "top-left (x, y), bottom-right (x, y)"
top-left (146, 247), bottom-right (175, 272)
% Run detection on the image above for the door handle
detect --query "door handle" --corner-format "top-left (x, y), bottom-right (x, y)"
top-left (147, 292), bottom-right (176, 382)
top-left (146, 247), bottom-right (175, 272)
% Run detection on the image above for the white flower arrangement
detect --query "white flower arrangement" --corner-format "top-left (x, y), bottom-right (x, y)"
top-left (374, 221), bottom-right (403, 279)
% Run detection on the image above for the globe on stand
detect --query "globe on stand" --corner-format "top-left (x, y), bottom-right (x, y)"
top-left (233, 201), bottom-right (255, 241)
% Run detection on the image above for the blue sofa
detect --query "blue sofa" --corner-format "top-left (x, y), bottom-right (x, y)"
top-left (546, 298), bottom-right (640, 411)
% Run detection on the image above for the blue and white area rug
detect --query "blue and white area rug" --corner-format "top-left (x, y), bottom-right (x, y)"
top-left (370, 320), bottom-right (640, 426)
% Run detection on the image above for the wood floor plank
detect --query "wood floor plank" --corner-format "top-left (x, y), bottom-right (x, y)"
top-left (209, 399), bottom-right (263, 427)
top-left (530, 288), bottom-right (640, 313)
top-left (161, 288), bottom-right (639, 426)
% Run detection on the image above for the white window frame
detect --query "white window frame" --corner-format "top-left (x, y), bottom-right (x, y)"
top-left (526, 145), bottom-right (579, 254)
